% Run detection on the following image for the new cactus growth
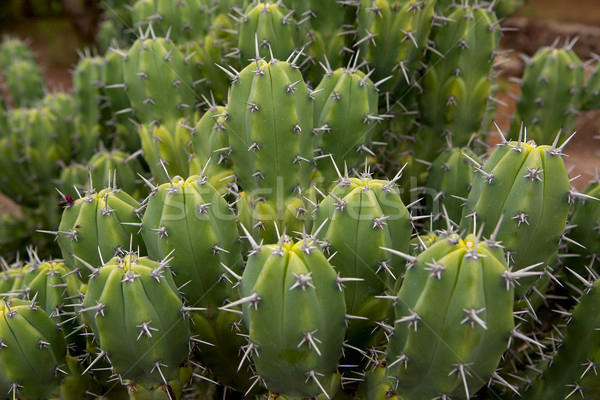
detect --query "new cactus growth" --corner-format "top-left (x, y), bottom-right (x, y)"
top-left (459, 132), bottom-right (572, 296)
top-left (190, 104), bottom-right (235, 191)
top-left (386, 233), bottom-right (514, 399)
top-left (237, 237), bottom-right (346, 398)
top-left (510, 41), bottom-right (584, 145)
top-left (426, 146), bottom-right (481, 228)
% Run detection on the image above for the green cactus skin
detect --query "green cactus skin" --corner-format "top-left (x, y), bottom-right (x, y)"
top-left (282, 0), bottom-right (352, 83)
top-left (81, 254), bottom-right (191, 388)
top-left (0, 298), bottom-right (66, 399)
top-left (132, 0), bottom-right (210, 43)
top-left (190, 104), bottom-right (236, 192)
top-left (59, 149), bottom-right (146, 201)
top-left (236, 190), bottom-right (311, 245)
top-left (0, 261), bottom-right (26, 297)
top-left (311, 177), bottom-right (412, 354)
top-left (185, 28), bottom-right (236, 104)
top-left (103, 48), bottom-right (141, 152)
top-left (73, 55), bottom-right (108, 160)
top-left (238, 238), bottom-right (346, 398)
top-left (267, 373), bottom-right (341, 400)
top-left (0, 107), bottom-right (72, 207)
top-left (419, 4), bottom-right (500, 151)
top-left (425, 147), bottom-right (481, 229)
top-left (510, 45), bottom-right (584, 146)
top-left (57, 187), bottom-right (145, 281)
top-left (237, 2), bottom-right (299, 63)
top-left (357, 363), bottom-right (404, 400)
top-left (493, 0), bottom-right (528, 19)
top-left (123, 36), bottom-right (196, 128)
top-left (226, 58), bottom-right (313, 198)
top-left (312, 66), bottom-right (379, 187)
top-left (356, 0), bottom-right (436, 99)
top-left (141, 175), bottom-right (242, 309)
top-left (459, 139), bottom-right (571, 297)
top-left (141, 175), bottom-right (256, 391)
top-left (583, 58), bottom-right (600, 110)
top-left (522, 278), bottom-right (600, 399)
top-left (4, 59), bottom-right (46, 108)
top-left (0, 36), bottom-right (35, 70)
top-left (387, 234), bottom-right (514, 400)
top-left (21, 260), bottom-right (82, 322)
top-left (138, 118), bottom-right (198, 185)
top-left (225, 57), bottom-right (313, 237)
top-left (41, 92), bottom-right (77, 155)
top-left (568, 179), bottom-right (600, 271)
top-left (0, 214), bottom-right (29, 260)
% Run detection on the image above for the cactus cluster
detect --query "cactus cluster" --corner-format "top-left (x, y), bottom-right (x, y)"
top-left (1, 0), bottom-right (600, 399)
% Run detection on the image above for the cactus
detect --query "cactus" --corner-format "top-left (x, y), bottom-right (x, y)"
top-left (426, 146), bottom-right (481, 229)
top-left (185, 21), bottom-right (238, 103)
top-left (137, 118), bottom-right (199, 184)
top-left (3, 59), bottom-right (46, 108)
top-left (123, 34), bottom-right (196, 128)
top-left (103, 47), bottom-right (141, 152)
top-left (190, 104), bottom-right (236, 192)
top-left (141, 175), bottom-right (242, 309)
top-left (459, 133), bottom-right (572, 296)
top-left (493, 0), bottom-right (528, 19)
top-left (56, 186), bottom-right (145, 281)
top-left (311, 175), bottom-right (412, 355)
top-left (312, 63), bottom-right (379, 187)
top-left (237, 237), bottom-right (346, 398)
top-left (226, 57), bottom-right (313, 197)
top-left (567, 177), bottom-right (600, 272)
top-left (523, 277), bottom-right (600, 399)
top-left (0, 36), bottom-right (35, 70)
top-left (355, 0), bottom-right (436, 100)
top-left (81, 253), bottom-right (191, 391)
top-left (510, 41), bottom-right (584, 146)
top-left (0, 298), bottom-right (66, 399)
top-left (225, 57), bottom-right (313, 241)
top-left (131, 0), bottom-right (210, 43)
top-left (418, 3), bottom-right (500, 153)
top-left (583, 56), bottom-right (600, 110)
top-left (59, 149), bottom-right (146, 200)
top-left (386, 233), bottom-right (514, 399)
top-left (282, 0), bottom-right (352, 83)
top-left (141, 175), bottom-right (256, 391)
top-left (236, 2), bottom-right (300, 63)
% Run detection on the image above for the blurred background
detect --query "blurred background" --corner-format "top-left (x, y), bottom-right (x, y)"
top-left (0, 0), bottom-right (599, 202)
